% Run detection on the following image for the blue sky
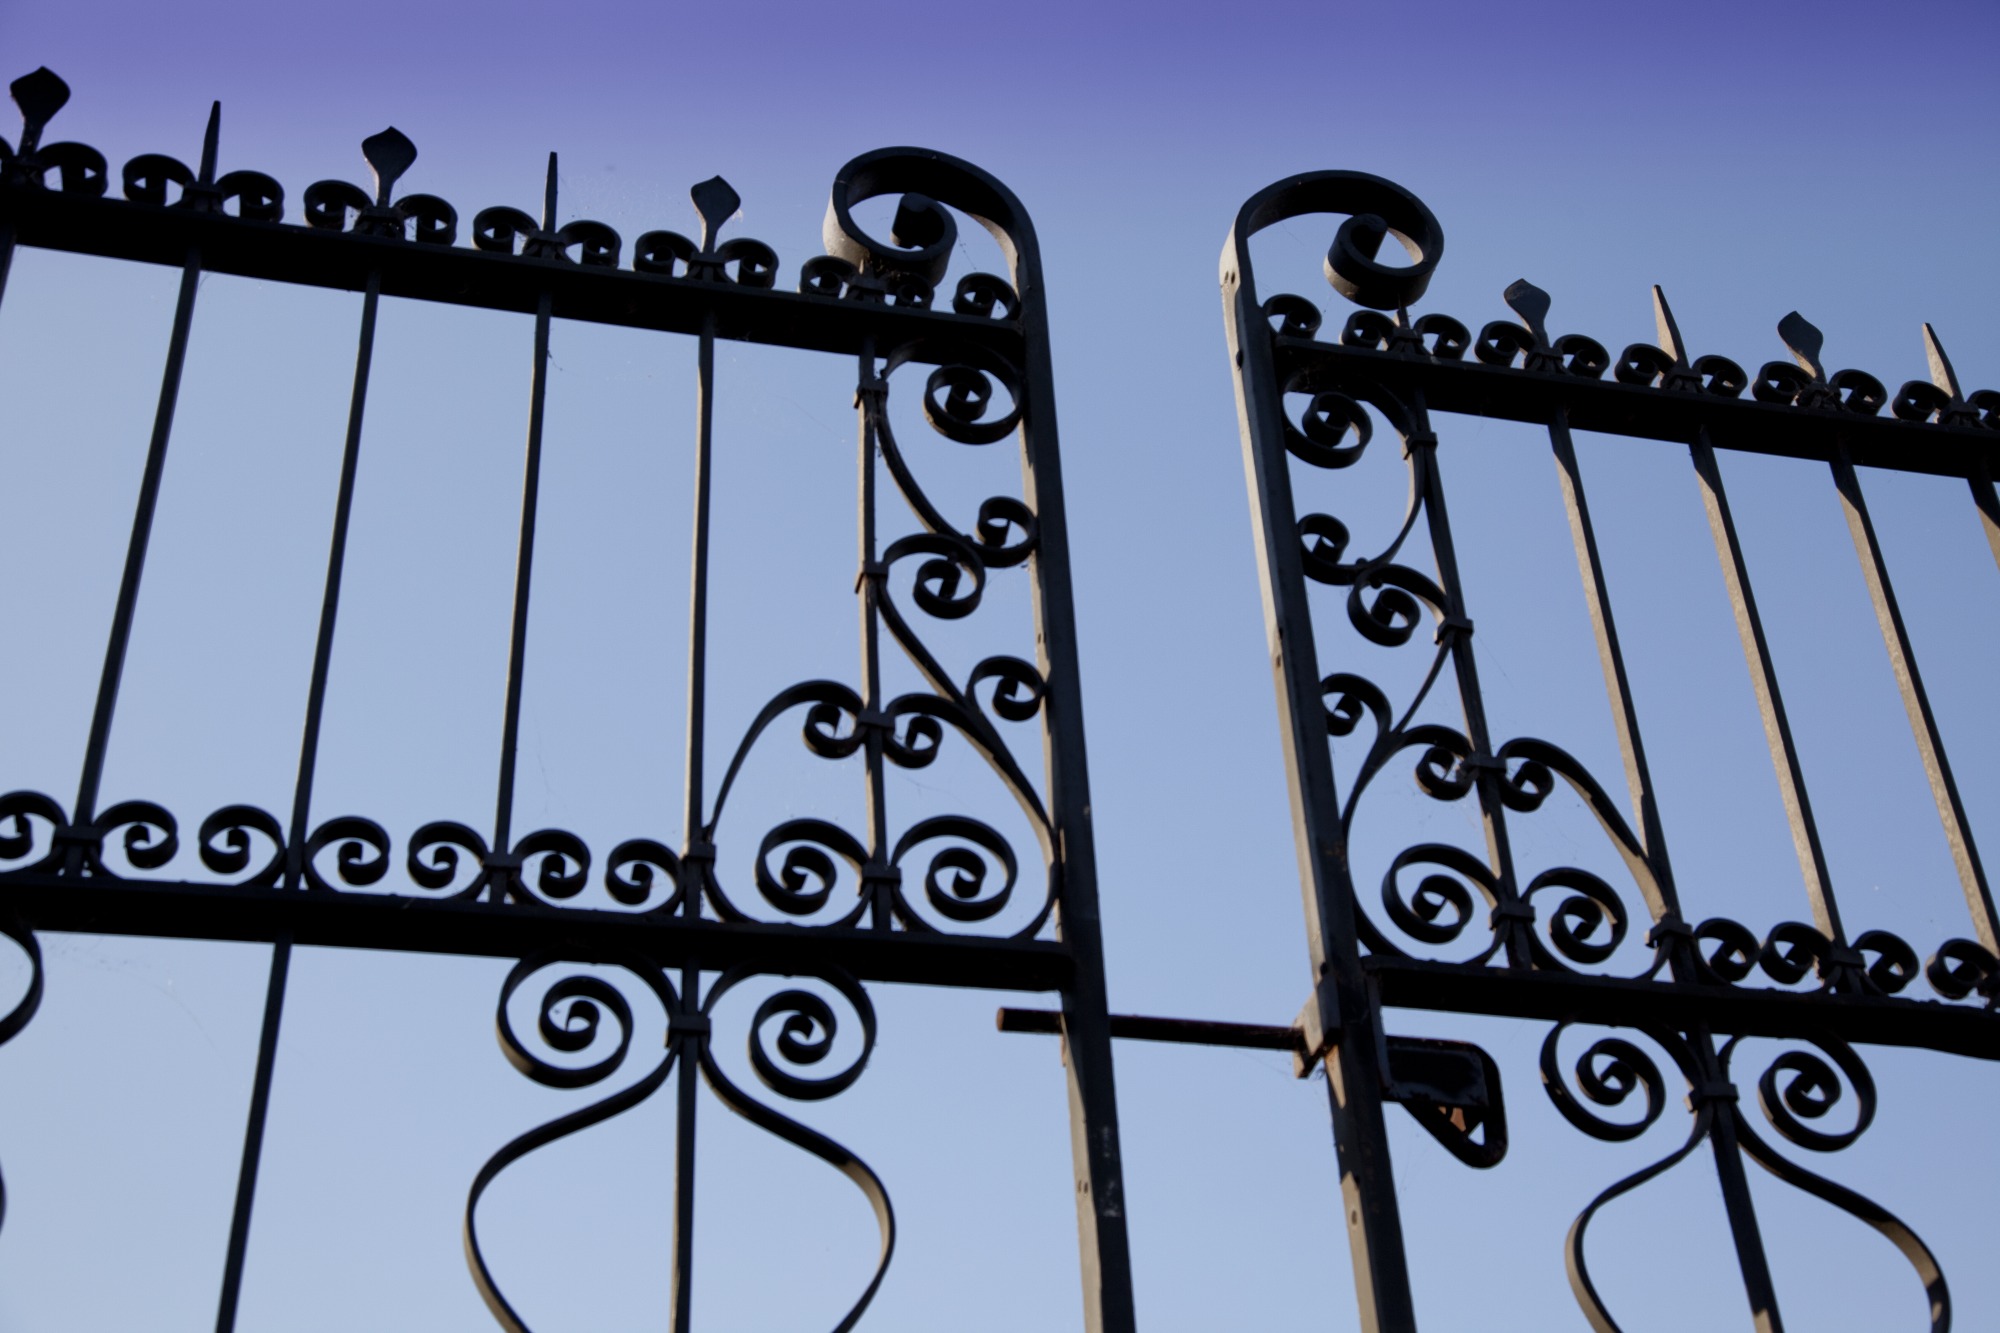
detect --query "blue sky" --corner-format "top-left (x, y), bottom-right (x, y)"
top-left (0, 1), bottom-right (1997, 1329)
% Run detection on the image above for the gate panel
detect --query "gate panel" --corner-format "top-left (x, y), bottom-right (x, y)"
top-left (0, 68), bottom-right (1133, 1331)
top-left (1223, 169), bottom-right (1997, 1330)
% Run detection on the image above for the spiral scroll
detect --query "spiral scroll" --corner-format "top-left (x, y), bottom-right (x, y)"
top-left (1542, 1024), bottom-right (1952, 1331)
top-left (699, 967), bottom-right (894, 1332)
top-left (466, 957), bottom-right (680, 1333)
top-left (0, 913), bottom-right (44, 1236)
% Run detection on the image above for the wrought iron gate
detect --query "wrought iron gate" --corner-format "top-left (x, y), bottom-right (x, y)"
top-left (4, 58), bottom-right (1997, 1333)
top-left (1219, 170), bottom-right (1998, 1331)
top-left (0, 67), bottom-right (1134, 1331)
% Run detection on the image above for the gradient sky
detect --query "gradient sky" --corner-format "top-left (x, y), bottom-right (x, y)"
top-left (0, 2), bottom-right (1997, 1330)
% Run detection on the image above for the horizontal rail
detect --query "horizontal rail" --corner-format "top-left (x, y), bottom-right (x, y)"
top-left (0, 185), bottom-right (1022, 363)
top-left (996, 1007), bottom-right (1298, 1050)
top-left (1000, 961), bottom-right (2000, 1063)
top-left (1279, 337), bottom-right (2000, 479)
top-left (0, 876), bottom-right (1073, 991)
top-left (1368, 956), bottom-right (2000, 1061)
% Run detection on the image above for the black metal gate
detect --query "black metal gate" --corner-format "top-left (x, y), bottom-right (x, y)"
top-left (0, 67), bottom-right (1134, 1332)
top-left (1219, 169), bottom-right (1998, 1331)
top-left (4, 59), bottom-right (1998, 1333)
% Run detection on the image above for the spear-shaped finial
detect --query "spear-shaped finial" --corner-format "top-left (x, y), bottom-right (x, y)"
top-left (1651, 285), bottom-right (1689, 366)
top-left (691, 175), bottom-right (740, 255)
top-left (10, 67), bottom-right (68, 156)
top-left (362, 127), bottom-right (417, 208)
top-left (1921, 323), bottom-right (1962, 400)
top-left (1504, 279), bottom-right (1552, 347)
top-left (197, 101), bottom-right (221, 185)
top-left (541, 151), bottom-right (558, 231)
top-left (1778, 311), bottom-right (1827, 382)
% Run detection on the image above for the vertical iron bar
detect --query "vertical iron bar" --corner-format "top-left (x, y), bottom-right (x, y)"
top-left (1550, 413), bottom-right (1791, 1324)
top-left (493, 157), bottom-right (560, 866)
top-left (855, 338), bottom-right (891, 931)
top-left (669, 1009), bottom-right (699, 1333)
top-left (1689, 432), bottom-right (1848, 949)
top-left (1709, 1093), bottom-right (1787, 1332)
top-left (682, 310), bottom-right (716, 886)
top-left (285, 271), bottom-right (383, 886)
top-left (1406, 389), bottom-right (1526, 968)
top-left (0, 222), bottom-right (17, 318)
top-left (214, 271), bottom-right (384, 1332)
top-left (1012, 262), bottom-right (1136, 1333)
top-left (212, 930), bottom-right (290, 1333)
top-left (1222, 263), bottom-right (1413, 1333)
top-left (669, 306), bottom-right (719, 1333)
top-left (1827, 444), bottom-right (1997, 951)
top-left (1546, 409), bottom-right (1686, 935)
top-left (1971, 463), bottom-right (2000, 575)
top-left (72, 104), bottom-right (220, 843)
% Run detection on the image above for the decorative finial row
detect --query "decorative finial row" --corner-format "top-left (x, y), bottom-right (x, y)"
top-left (1287, 270), bottom-right (1995, 432)
top-left (0, 68), bottom-right (1020, 320)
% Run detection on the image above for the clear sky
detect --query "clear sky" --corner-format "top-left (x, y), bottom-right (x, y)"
top-left (0, 1), bottom-right (1996, 1330)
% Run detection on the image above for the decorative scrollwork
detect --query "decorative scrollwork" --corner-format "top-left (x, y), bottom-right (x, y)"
top-left (0, 791), bottom-right (66, 874)
top-left (1926, 937), bottom-right (2000, 1003)
top-left (510, 829), bottom-right (592, 903)
top-left (755, 819), bottom-right (869, 921)
top-left (1748, 1041), bottom-right (1874, 1153)
top-left (302, 815), bottom-right (391, 892)
top-left (872, 342), bottom-right (1037, 567)
top-left (406, 820), bottom-right (489, 896)
top-left (699, 966), bottom-right (893, 1331)
top-left (892, 815), bottom-right (1018, 925)
top-left (302, 127), bottom-right (450, 241)
top-left (965, 655), bottom-right (1046, 727)
top-left (472, 197), bottom-right (619, 265)
top-left (952, 272), bottom-right (1019, 321)
top-left (1539, 1025), bottom-right (1713, 1331)
top-left (1693, 916), bottom-right (1762, 983)
top-left (603, 838), bottom-right (680, 911)
top-left (1541, 1026), bottom-right (1951, 1331)
top-left (196, 804), bottom-right (285, 887)
top-left (1724, 1037), bottom-right (1950, 1330)
top-left (1284, 387), bottom-right (1371, 470)
top-left (1376, 843), bottom-right (1496, 958)
top-left (1539, 1024), bottom-right (1669, 1143)
top-left (1521, 868), bottom-right (1628, 970)
top-left (91, 800), bottom-right (179, 876)
top-left (0, 909), bottom-right (43, 1237)
top-left (2, 68), bottom-right (100, 196)
top-left (467, 956), bottom-right (679, 1333)
top-left (883, 531), bottom-right (986, 621)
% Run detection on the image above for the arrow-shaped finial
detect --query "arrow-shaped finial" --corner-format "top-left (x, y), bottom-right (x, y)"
top-left (362, 127), bottom-right (417, 207)
top-left (691, 175), bottom-right (740, 254)
top-left (195, 101), bottom-right (221, 185)
top-left (541, 151), bottom-right (559, 230)
top-left (1504, 279), bottom-right (1552, 346)
top-left (10, 67), bottom-right (68, 155)
top-left (1651, 286), bottom-right (1689, 366)
top-left (1921, 323), bottom-right (1962, 400)
top-left (1777, 311), bottom-right (1826, 382)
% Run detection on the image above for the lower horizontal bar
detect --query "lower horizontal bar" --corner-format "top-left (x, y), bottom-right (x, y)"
top-left (0, 875), bottom-right (1072, 992)
top-left (1367, 956), bottom-right (2000, 1062)
top-left (1001, 957), bottom-right (2000, 1064)
top-left (997, 1006), bottom-right (1298, 1051)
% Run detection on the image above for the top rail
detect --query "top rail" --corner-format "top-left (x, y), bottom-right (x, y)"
top-left (1273, 335), bottom-right (2000, 479)
top-left (0, 184), bottom-right (1022, 362)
